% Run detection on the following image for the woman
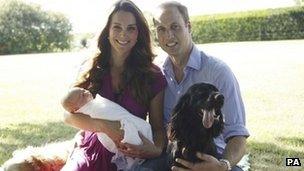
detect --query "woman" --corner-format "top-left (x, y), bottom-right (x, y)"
top-left (62, 0), bottom-right (167, 170)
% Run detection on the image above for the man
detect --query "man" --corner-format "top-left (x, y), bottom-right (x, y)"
top-left (153, 1), bottom-right (250, 171)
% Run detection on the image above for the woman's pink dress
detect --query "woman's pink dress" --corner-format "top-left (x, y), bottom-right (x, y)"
top-left (63, 66), bottom-right (167, 171)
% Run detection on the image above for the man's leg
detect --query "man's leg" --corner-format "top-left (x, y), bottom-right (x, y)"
top-left (133, 153), bottom-right (170, 171)
top-left (231, 165), bottom-right (244, 171)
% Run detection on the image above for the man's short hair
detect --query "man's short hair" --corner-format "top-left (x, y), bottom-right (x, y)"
top-left (158, 1), bottom-right (189, 23)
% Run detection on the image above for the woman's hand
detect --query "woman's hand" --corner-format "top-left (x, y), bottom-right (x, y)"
top-left (118, 132), bottom-right (162, 159)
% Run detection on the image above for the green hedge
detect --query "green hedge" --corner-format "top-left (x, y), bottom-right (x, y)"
top-left (191, 6), bottom-right (304, 44)
top-left (0, 0), bottom-right (72, 54)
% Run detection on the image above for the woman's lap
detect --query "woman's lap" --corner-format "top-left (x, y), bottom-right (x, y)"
top-left (62, 132), bottom-right (117, 171)
top-left (61, 148), bottom-right (91, 171)
top-left (64, 131), bottom-right (243, 171)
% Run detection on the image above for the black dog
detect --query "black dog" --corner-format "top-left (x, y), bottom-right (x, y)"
top-left (168, 82), bottom-right (224, 168)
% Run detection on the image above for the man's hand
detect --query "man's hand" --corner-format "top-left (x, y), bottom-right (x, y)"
top-left (118, 132), bottom-right (161, 159)
top-left (172, 152), bottom-right (227, 171)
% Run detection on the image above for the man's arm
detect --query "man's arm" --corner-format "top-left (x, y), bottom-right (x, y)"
top-left (222, 136), bottom-right (247, 168)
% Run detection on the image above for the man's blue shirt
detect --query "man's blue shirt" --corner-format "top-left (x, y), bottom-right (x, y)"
top-left (162, 45), bottom-right (250, 154)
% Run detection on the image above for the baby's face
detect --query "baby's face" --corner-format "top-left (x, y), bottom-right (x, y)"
top-left (69, 88), bottom-right (93, 112)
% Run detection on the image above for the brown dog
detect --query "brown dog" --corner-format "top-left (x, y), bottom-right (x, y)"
top-left (1, 136), bottom-right (79, 171)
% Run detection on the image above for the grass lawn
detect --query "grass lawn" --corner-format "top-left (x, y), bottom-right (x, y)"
top-left (1, 40), bottom-right (304, 170)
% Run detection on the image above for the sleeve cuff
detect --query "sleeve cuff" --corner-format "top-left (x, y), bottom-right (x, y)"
top-left (223, 124), bottom-right (250, 143)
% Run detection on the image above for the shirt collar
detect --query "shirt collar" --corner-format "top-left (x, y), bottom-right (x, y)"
top-left (163, 45), bottom-right (202, 72)
top-left (187, 45), bottom-right (201, 70)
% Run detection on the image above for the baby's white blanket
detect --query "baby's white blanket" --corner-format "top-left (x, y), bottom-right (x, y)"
top-left (76, 95), bottom-right (153, 170)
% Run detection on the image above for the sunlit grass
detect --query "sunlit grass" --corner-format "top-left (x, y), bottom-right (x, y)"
top-left (1, 40), bottom-right (304, 170)
top-left (200, 40), bottom-right (304, 170)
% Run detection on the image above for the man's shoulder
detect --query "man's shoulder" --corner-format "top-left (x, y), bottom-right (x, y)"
top-left (193, 46), bottom-right (234, 80)
top-left (198, 51), bottom-right (229, 71)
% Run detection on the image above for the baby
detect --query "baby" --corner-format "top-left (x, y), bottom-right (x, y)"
top-left (61, 87), bottom-right (93, 113)
top-left (61, 87), bottom-right (153, 170)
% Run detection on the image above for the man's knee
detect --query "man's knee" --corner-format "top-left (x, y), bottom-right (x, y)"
top-left (134, 153), bottom-right (170, 171)
top-left (231, 165), bottom-right (244, 171)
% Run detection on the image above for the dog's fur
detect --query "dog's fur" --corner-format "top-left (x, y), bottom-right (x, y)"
top-left (1, 140), bottom-right (74, 171)
top-left (168, 83), bottom-right (224, 167)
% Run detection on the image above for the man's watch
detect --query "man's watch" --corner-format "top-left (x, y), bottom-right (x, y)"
top-left (219, 159), bottom-right (232, 171)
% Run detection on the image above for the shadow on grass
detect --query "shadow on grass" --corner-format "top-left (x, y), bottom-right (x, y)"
top-left (248, 139), bottom-right (304, 171)
top-left (0, 122), bottom-right (77, 165)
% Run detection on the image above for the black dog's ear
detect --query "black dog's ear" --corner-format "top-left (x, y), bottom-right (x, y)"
top-left (169, 93), bottom-right (192, 140)
top-left (212, 112), bottom-right (224, 137)
top-left (173, 93), bottom-right (191, 115)
top-left (211, 92), bottom-right (224, 137)
top-left (167, 122), bottom-right (177, 142)
top-left (213, 92), bottom-right (224, 110)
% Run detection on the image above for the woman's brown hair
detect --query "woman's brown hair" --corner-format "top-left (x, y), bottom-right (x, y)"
top-left (74, 0), bottom-right (156, 107)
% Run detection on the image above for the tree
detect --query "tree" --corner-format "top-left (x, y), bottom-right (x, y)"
top-left (0, 0), bottom-right (72, 54)
top-left (295, 0), bottom-right (304, 6)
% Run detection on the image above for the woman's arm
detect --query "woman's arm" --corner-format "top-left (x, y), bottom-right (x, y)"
top-left (63, 112), bottom-right (124, 143)
top-left (119, 90), bottom-right (166, 158)
top-left (148, 90), bottom-right (166, 155)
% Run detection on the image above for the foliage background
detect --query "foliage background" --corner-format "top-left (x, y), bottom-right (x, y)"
top-left (0, 0), bottom-right (72, 54)
top-left (190, 6), bottom-right (304, 44)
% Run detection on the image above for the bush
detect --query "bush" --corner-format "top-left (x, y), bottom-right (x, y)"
top-left (191, 6), bottom-right (304, 44)
top-left (0, 0), bottom-right (72, 54)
